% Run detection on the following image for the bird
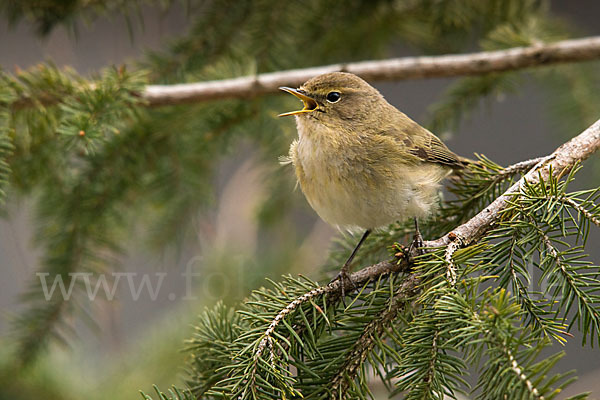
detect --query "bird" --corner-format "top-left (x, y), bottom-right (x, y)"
top-left (278, 72), bottom-right (470, 295)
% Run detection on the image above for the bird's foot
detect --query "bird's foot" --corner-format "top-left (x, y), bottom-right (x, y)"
top-left (329, 265), bottom-right (356, 305)
top-left (407, 228), bottom-right (424, 258)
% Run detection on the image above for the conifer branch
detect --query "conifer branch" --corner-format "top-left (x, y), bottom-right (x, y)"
top-left (503, 345), bottom-right (544, 400)
top-left (429, 117), bottom-right (600, 249)
top-left (253, 260), bottom-right (408, 364)
top-left (424, 330), bottom-right (441, 394)
top-left (507, 245), bottom-right (568, 344)
top-left (251, 118), bottom-right (600, 396)
top-left (330, 273), bottom-right (421, 398)
top-left (538, 228), bottom-right (600, 333)
top-left (559, 196), bottom-right (600, 228)
top-left (142, 36), bottom-right (600, 106)
top-left (253, 286), bottom-right (329, 376)
top-left (470, 306), bottom-right (547, 400)
top-left (258, 116), bottom-right (600, 324)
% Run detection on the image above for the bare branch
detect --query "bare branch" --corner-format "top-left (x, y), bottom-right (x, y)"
top-left (143, 36), bottom-right (600, 106)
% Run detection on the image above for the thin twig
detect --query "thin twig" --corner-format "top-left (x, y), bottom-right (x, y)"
top-left (560, 196), bottom-right (600, 227)
top-left (498, 156), bottom-right (545, 177)
top-left (504, 344), bottom-right (544, 400)
top-left (254, 286), bottom-right (328, 361)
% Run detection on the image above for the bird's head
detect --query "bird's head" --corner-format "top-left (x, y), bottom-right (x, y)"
top-left (279, 72), bottom-right (386, 130)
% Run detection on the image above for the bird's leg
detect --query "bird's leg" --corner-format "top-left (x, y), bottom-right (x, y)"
top-left (408, 217), bottom-right (424, 257)
top-left (330, 229), bottom-right (371, 300)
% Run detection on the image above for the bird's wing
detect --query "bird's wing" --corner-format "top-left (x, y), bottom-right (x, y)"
top-left (381, 117), bottom-right (467, 169)
top-left (411, 132), bottom-right (465, 168)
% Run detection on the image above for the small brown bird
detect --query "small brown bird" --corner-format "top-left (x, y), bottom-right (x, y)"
top-left (279, 72), bottom-right (469, 294)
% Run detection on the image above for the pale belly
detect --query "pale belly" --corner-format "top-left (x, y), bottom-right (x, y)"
top-left (291, 137), bottom-right (447, 230)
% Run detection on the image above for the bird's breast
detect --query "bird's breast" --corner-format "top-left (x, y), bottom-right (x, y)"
top-left (291, 128), bottom-right (391, 229)
top-left (289, 125), bottom-right (447, 230)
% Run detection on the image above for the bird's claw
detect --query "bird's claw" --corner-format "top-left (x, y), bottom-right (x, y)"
top-left (407, 230), bottom-right (424, 257)
top-left (329, 267), bottom-right (356, 306)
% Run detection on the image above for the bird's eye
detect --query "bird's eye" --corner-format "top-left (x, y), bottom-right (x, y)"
top-left (326, 91), bottom-right (341, 103)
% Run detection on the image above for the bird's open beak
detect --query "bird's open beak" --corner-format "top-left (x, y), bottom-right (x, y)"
top-left (278, 87), bottom-right (319, 117)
